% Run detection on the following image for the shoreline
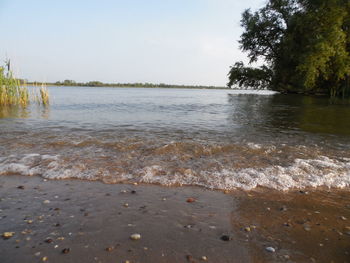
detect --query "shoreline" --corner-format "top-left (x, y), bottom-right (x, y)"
top-left (1, 175), bottom-right (350, 262)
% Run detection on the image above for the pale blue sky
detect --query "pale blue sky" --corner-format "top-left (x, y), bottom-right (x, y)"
top-left (0, 0), bottom-right (265, 86)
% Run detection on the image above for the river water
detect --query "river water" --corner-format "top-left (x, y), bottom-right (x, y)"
top-left (0, 86), bottom-right (349, 190)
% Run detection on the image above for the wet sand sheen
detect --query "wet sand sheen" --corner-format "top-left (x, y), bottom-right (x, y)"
top-left (1, 175), bottom-right (349, 263)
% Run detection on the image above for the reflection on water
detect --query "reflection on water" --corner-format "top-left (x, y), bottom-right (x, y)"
top-left (0, 105), bottom-right (30, 119)
top-left (0, 87), bottom-right (349, 190)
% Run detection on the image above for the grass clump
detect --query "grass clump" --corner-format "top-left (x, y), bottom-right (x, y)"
top-left (0, 66), bottom-right (29, 106)
top-left (0, 62), bottom-right (49, 107)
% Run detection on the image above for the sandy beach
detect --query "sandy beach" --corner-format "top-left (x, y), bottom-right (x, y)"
top-left (1, 175), bottom-right (349, 263)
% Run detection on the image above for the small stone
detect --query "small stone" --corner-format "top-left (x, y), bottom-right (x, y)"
top-left (186, 255), bottom-right (194, 262)
top-left (280, 206), bottom-right (287, 211)
top-left (220, 235), bottom-right (230, 241)
top-left (34, 252), bottom-right (41, 257)
top-left (43, 200), bottom-right (50, 204)
top-left (45, 238), bottom-right (53, 243)
top-left (131, 190), bottom-right (136, 194)
top-left (186, 198), bottom-right (195, 203)
top-left (105, 246), bottom-right (114, 252)
top-left (283, 255), bottom-right (290, 259)
top-left (304, 225), bottom-right (311, 231)
top-left (123, 203), bottom-right (129, 207)
top-left (121, 190), bottom-right (127, 193)
top-left (265, 247), bottom-right (275, 253)
top-left (42, 256), bottom-right (48, 262)
top-left (57, 237), bottom-right (64, 240)
top-left (62, 248), bottom-right (70, 254)
top-left (244, 227), bottom-right (251, 232)
top-left (130, 233), bottom-right (141, 240)
top-left (340, 216), bottom-right (347, 221)
top-left (2, 232), bottom-right (15, 239)
top-left (17, 186), bottom-right (25, 189)
top-left (201, 256), bottom-right (208, 261)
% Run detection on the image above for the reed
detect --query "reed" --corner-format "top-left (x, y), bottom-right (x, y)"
top-left (0, 64), bottom-right (49, 107)
top-left (0, 67), bottom-right (29, 106)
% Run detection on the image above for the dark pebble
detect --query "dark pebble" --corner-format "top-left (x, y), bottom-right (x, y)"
top-left (17, 186), bottom-right (25, 190)
top-left (220, 235), bottom-right (231, 241)
top-left (45, 238), bottom-right (53, 243)
top-left (105, 247), bottom-right (113, 252)
top-left (131, 190), bottom-right (136, 194)
top-left (62, 248), bottom-right (70, 254)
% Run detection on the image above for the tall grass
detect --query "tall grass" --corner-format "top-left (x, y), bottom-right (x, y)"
top-left (0, 67), bottom-right (29, 106)
top-left (0, 65), bottom-right (49, 107)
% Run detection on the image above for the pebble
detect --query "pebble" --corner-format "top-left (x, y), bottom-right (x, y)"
top-left (130, 233), bottom-right (141, 240)
top-left (123, 203), bottom-right (129, 207)
top-left (280, 206), bottom-right (287, 211)
top-left (17, 186), bottom-right (25, 189)
top-left (186, 198), bottom-right (196, 203)
top-left (62, 248), bottom-right (70, 254)
top-left (244, 227), bottom-right (251, 232)
top-left (220, 235), bottom-right (230, 241)
top-left (105, 246), bottom-right (114, 252)
top-left (44, 238), bottom-right (53, 243)
top-left (2, 232), bottom-right (15, 239)
top-left (43, 200), bottom-right (50, 204)
top-left (265, 247), bottom-right (276, 253)
top-left (340, 216), bottom-right (347, 221)
top-left (201, 256), bottom-right (208, 261)
top-left (42, 256), bottom-right (48, 262)
top-left (34, 252), bottom-right (41, 256)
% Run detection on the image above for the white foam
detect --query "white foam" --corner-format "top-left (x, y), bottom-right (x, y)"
top-left (139, 156), bottom-right (350, 191)
top-left (0, 153), bottom-right (349, 191)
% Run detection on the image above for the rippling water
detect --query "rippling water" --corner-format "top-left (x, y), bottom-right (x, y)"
top-left (1, 86), bottom-right (350, 190)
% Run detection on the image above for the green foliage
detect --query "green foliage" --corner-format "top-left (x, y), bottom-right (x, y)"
top-left (228, 0), bottom-right (350, 98)
top-left (0, 66), bottom-right (29, 106)
top-left (0, 62), bottom-right (50, 107)
top-left (227, 62), bottom-right (272, 89)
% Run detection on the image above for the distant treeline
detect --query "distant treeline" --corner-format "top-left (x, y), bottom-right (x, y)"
top-left (23, 79), bottom-right (229, 90)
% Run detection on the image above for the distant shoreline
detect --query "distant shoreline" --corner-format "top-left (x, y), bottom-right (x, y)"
top-left (24, 81), bottom-right (231, 90)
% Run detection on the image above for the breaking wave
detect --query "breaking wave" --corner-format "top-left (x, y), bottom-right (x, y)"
top-left (1, 153), bottom-right (349, 191)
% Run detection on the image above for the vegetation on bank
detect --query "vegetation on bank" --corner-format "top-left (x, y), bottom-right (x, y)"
top-left (0, 61), bottom-right (49, 106)
top-left (23, 79), bottom-right (229, 90)
top-left (228, 0), bottom-right (350, 98)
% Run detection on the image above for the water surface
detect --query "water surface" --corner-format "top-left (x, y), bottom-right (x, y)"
top-left (1, 86), bottom-right (349, 190)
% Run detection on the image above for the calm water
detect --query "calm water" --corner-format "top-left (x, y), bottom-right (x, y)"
top-left (0, 86), bottom-right (349, 190)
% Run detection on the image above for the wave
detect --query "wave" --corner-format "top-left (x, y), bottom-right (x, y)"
top-left (0, 153), bottom-right (349, 191)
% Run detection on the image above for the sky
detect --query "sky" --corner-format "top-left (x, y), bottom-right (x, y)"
top-left (0, 0), bottom-right (265, 86)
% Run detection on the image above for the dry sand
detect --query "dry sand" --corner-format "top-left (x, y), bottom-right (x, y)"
top-left (0, 175), bottom-right (349, 263)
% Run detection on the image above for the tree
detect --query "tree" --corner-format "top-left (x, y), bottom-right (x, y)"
top-left (228, 0), bottom-right (350, 98)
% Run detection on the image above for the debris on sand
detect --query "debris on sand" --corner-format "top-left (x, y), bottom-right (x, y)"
top-left (130, 233), bottom-right (141, 240)
top-left (265, 247), bottom-right (276, 253)
top-left (220, 235), bottom-right (231, 241)
top-left (186, 198), bottom-right (196, 203)
top-left (2, 232), bottom-right (15, 240)
top-left (61, 248), bottom-right (70, 254)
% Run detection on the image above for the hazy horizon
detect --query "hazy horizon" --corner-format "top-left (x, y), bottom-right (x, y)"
top-left (0, 0), bottom-right (265, 86)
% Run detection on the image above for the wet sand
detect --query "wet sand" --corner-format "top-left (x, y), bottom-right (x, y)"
top-left (0, 175), bottom-right (349, 263)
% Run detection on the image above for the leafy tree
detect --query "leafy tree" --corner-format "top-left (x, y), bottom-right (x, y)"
top-left (228, 0), bottom-right (350, 98)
